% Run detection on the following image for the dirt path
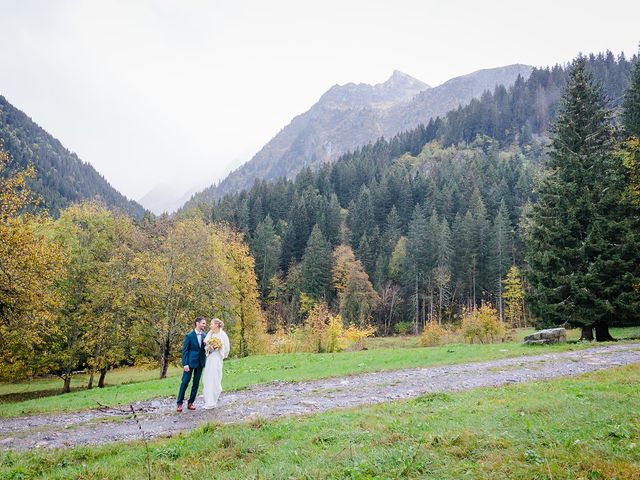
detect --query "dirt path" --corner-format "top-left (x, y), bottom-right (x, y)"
top-left (1, 343), bottom-right (639, 451)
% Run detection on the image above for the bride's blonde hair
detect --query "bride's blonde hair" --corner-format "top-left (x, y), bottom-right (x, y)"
top-left (211, 318), bottom-right (224, 330)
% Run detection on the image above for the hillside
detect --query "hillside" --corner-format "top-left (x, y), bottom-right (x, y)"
top-left (0, 95), bottom-right (146, 218)
top-left (186, 64), bottom-right (532, 208)
top-left (194, 51), bottom-right (636, 330)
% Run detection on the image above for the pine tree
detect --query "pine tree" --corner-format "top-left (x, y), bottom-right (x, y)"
top-left (622, 57), bottom-right (640, 137)
top-left (299, 224), bottom-right (332, 301)
top-left (622, 58), bottom-right (640, 201)
top-left (526, 57), bottom-right (640, 340)
top-left (251, 215), bottom-right (282, 297)
top-left (491, 200), bottom-right (512, 320)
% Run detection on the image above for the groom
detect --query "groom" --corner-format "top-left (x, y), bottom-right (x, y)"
top-left (176, 317), bottom-right (207, 412)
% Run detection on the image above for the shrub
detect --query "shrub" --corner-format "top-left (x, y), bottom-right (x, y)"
top-left (420, 322), bottom-right (447, 347)
top-left (394, 321), bottom-right (413, 335)
top-left (269, 304), bottom-right (375, 353)
top-left (460, 303), bottom-right (506, 344)
top-left (343, 323), bottom-right (376, 350)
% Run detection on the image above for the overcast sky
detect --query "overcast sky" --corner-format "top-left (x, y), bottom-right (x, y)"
top-left (1, 1), bottom-right (638, 200)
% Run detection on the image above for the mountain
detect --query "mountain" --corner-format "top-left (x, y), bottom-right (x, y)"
top-left (0, 95), bottom-right (146, 218)
top-left (186, 64), bottom-right (532, 207)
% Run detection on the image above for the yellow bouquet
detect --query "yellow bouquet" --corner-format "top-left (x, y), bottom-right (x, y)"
top-left (205, 336), bottom-right (222, 353)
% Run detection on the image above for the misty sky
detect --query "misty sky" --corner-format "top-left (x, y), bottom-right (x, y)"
top-left (1, 1), bottom-right (638, 200)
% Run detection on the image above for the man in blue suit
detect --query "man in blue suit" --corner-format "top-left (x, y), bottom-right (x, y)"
top-left (176, 317), bottom-right (207, 412)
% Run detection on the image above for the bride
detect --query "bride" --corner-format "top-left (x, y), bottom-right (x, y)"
top-left (202, 318), bottom-right (230, 409)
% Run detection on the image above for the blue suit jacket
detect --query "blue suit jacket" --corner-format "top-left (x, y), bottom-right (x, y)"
top-left (182, 330), bottom-right (207, 369)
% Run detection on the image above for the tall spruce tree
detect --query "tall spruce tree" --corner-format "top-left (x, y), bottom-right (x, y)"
top-left (526, 57), bottom-right (640, 340)
top-left (621, 57), bottom-right (640, 137)
top-left (251, 215), bottom-right (282, 297)
top-left (491, 200), bottom-right (512, 320)
top-left (622, 57), bottom-right (640, 201)
top-left (299, 224), bottom-right (332, 301)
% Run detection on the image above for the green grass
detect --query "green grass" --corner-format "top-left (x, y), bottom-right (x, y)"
top-left (1, 326), bottom-right (638, 418)
top-left (2, 364), bottom-right (638, 479)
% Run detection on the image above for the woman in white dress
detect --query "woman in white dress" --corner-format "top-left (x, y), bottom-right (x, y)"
top-left (202, 318), bottom-right (230, 409)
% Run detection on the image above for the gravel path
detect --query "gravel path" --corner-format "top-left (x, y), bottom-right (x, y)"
top-left (1, 343), bottom-right (639, 451)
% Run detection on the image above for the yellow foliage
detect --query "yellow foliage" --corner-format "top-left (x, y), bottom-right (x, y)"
top-left (503, 265), bottom-right (526, 328)
top-left (623, 137), bottom-right (640, 202)
top-left (269, 303), bottom-right (375, 353)
top-left (420, 322), bottom-right (460, 347)
top-left (0, 148), bottom-right (65, 381)
top-left (461, 303), bottom-right (506, 344)
top-left (343, 323), bottom-right (376, 350)
top-left (420, 322), bottom-right (447, 347)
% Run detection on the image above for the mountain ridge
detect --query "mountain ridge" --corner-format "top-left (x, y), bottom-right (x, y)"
top-left (0, 95), bottom-right (146, 218)
top-left (185, 64), bottom-right (533, 208)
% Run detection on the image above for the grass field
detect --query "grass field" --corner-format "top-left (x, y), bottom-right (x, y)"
top-left (1, 326), bottom-right (638, 418)
top-left (1, 364), bottom-right (638, 479)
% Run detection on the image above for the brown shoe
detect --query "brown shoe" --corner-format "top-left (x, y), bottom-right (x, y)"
top-left (187, 403), bottom-right (196, 411)
top-left (176, 405), bottom-right (183, 413)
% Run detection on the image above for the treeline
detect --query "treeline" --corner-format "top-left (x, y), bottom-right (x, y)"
top-left (0, 95), bottom-right (146, 218)
top-left (0, 158), bottom-right (266, 388)
top-left (189, 51), bottom-right (638, 335)
top-left (439, 50), bottom-right (636, 146)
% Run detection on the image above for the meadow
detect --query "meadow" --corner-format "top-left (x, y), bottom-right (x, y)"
top-left (1, 326), bottom-right (638, 418)
top-left (1, 363), bottom-right (638, 479)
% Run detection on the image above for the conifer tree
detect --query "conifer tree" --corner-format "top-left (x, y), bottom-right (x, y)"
top-left (622, 58), bottom-right (640, 201)
top-left (491, 200), bottom-right (512, 320)
top-left (621, 57), bottom-right (640, 137)
top-left (299, 224), bottom-right (332, 301)
top-left (251, 215), bottom-right (282, 297)
top-left (526, 57), bottom-right (640, 340)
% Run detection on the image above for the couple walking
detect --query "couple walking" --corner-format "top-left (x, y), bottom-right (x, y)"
top-left (176, 316), bottom-right (230, 412)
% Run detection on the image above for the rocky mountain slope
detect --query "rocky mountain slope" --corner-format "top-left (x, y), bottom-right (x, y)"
top-left (187, 64), bottom-right (532, 206)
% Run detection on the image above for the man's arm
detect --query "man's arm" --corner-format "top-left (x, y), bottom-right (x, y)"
top-left (182, 334), bottom-right (190, 372)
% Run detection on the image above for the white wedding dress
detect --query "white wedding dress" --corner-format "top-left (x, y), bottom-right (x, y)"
top-left (202, 330), bottom-right (230, 409)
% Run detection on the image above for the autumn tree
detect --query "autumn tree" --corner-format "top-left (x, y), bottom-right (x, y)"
top-left (51, 201), bottom-right (125, 392)
top-left (132, 217), bottom-right (220, 378)
top-left (218, 226), bottom-right (268, 357)
top-left (332, 244), bottom-right (380, 326)
top-left (503, 265), bottom-right (525, 328)
top-left (84, 212), bottom-right (142, 387)
top-left (0, 148), bottom-right (65, 381)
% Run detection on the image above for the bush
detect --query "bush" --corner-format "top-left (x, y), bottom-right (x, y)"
top-left (394, 321), bottom-right (413, 335)
top-left (460, 303), bottom-right (506, 344)
top-left (269, 303), bottom-right (376, 353)
top-left (343, 323), bottom-right (376, 350)
top-left (420, 322), bottom-right (461, 347)
top-left (270, 326), bottom-right (307, 354)
top-left (420, 322), bottom-right (447, 347)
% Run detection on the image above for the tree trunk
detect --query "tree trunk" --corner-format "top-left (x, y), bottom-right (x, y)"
top-left (579, 325), bottom-right (594, 341)
top-left (87, 369), bottom-right (95, 389)
top-left (160, 351), bottom-right (169, 379)
top-left (98, 367), bottom-right (108, 388)
top-left (595, 322), bottom-right (616, 342)
top-left (62, 375), bottom-right (72, 393)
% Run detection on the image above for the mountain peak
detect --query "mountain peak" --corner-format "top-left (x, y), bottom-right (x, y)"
top-left (387, 70), bottom-right (429, 86)
top-left (320, 71), bottom-right (428, 107)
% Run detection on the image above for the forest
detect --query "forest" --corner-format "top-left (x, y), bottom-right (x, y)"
top-left (190, 52), bottom-right (640, 340)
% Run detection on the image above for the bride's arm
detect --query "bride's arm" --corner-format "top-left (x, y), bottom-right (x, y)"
top-left (222, 332), bottom-right (230, 359)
